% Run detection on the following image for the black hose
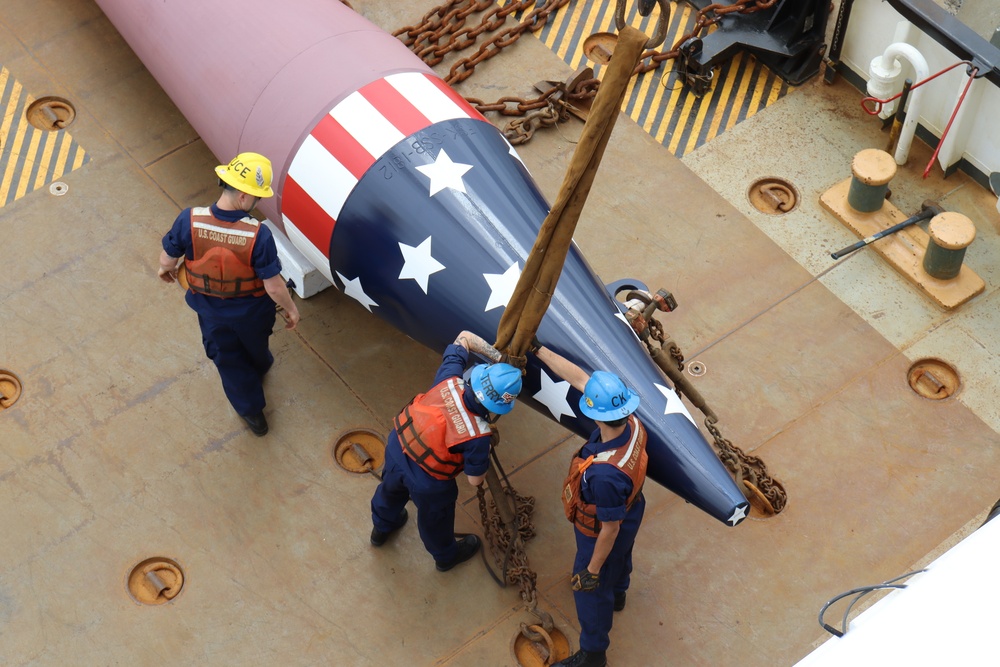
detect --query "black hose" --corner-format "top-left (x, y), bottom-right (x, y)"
top-left (818, 570), bottom-right (926, 637)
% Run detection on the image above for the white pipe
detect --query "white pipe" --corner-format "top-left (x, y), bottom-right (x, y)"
top-left (868, 42), bottom-right (929, 165)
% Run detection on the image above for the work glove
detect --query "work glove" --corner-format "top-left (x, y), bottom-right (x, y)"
top-left (499, 352), bottom-right (527, 372)
top-left (571, 569), bottom-right (600, 592)
top-left (528, 336), bottom-right (542, 354)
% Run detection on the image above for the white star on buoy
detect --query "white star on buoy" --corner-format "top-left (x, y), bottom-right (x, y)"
top-left (398, 237), bottom-right (445, 294)
top-left (728, 504), bottom-right (748, 525)
top-left (415, 149), bottom-right (473, 196)
top-left (533, 368), bottom-right (574, 421)
top-left (654, 383), bottom-right (696, 424)
top-left (336, 271), bottom-right (379, 312)
top-left (483, 262), bottom-right (521, 312)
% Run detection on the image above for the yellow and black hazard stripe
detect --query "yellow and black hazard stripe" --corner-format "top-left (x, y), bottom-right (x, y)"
top-left (0, 66), bottom-right (89, 208)
top-left (504, 0), bottom-right (790, 157)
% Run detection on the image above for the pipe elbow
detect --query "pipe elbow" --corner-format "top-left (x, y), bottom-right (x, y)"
top-left (882, 42), bottom-right (929, 80)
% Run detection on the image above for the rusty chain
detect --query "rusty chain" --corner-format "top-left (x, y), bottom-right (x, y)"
top-left (643, 320), bottom-right (788, 515)
top-left (393, 0), bottom-right (778, 142)
top-left (632, 0), bottom-right (780, 75)
top-left (503, 99), bottom-right (565, 144)
top-left (394, 0), bottom-right (572, 84)
top-left (476, 440), bottom-right (556, 638)
top-left (394, 0), bottom-right (578, 144)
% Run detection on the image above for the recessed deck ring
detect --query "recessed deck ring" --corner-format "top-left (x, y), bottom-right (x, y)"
top-left (126, 557), bottom-right (185, 605)
top-left (26, 96), bottom-right (76, 131)
top-left (510, 623), bottom-right (572, 666)
top-left (332, 428), bottom-right (386, 474)
top-left (582, 32), bottom-right (617, 65)
top-left (907, 358), bottom-right (959, 400)
top-left (0, 370), bottom-right (23, 410)
top-left (748, 177), bottom-right (799, 215)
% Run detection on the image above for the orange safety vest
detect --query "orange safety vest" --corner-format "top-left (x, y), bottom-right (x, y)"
top-left (561, 415), bottom-right (648, 538)
top-left (185, 207), bottom-right (267, 298)
top-left (394, 377), bottom-right (493, 480)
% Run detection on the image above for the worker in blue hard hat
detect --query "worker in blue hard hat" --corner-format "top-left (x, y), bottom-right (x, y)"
top-left (534, 342), bottom-right (648, 667)
top-left (370, 330), bottom-right (522, 572)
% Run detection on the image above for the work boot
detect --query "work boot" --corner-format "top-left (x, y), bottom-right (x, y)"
top-left (435, 534), bottom-right (481, 572)
top-left (370, 508), bottom-right (409, 547)
top-left (613, 591), bottom-right (627, 612)
top-left (552, 649), bottom-right (607, 667)
top-left (241, 412), bottom-right (268, 436)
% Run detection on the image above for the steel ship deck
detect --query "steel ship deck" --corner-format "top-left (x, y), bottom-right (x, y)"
top-left (2, 1), bottom-right (999, 665)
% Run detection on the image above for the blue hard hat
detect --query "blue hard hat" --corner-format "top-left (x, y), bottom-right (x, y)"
top-left (579, 371), bottom-right (640, 421)
top-left (470, 363), bottom-right (522, 415)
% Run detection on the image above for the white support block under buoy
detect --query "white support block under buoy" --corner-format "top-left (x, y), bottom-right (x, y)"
top-left (262, 219), bottom-right (333, 299)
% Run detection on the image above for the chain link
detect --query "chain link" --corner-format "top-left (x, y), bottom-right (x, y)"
top-left (394, 0), bottom-right (774, 144)
top-left (633, 0), bottom-right (780, 74)
top-left (642, 316), bottom-right (787, 514)
top-left (394, 0), bottom-right (571, 84)
top-left (476, 443), bottom-right (552, 632)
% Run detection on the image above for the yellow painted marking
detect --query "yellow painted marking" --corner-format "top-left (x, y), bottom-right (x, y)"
top-left (73, 142), bottom-right (86, 170)
top-left (653, 75), bottom-right (686, 143)
top-left (528, 0), bottom-right (792, 156)
top-left (747, 64), bottom-right (769, 117)
top-left (14, 124), bottom-right (43, 199)
top-left (725, 56), bottom-right (756, 131)
top-left (0, 91), bottom-right (29, 203)
top-left (0, 78), bottom-right (22, 151)
top-left (0, 65), bottom-right (89, 207)
top-left (570, 1), bottom-right (611, 71)
top-left (54, 132), bottom-right (72, 180)
top-left (667, 92), bottom-right (697, 154)
top-left (767, 75), bottom-right (784, 105)
top-left (542, 2), bottom-right (569, 51)
top-left (705, 54), bottom-right (740, 141)
top-left (32, 130), bottom-right (56, 190)
top-left (683, 79), bottom-right (717, 155)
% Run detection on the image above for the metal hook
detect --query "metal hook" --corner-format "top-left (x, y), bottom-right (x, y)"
top-left (614, 0), bottom-right (671, 50)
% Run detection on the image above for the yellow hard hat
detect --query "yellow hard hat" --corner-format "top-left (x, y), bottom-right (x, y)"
top-left (215, 152), bottom-right (274, 197)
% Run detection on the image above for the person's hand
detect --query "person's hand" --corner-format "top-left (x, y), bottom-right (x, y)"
top-left (283, 307), bottom-right (301, 330)
top-left (571, 568), bottom-right (600, 592)
top-left (158, 266), bottom-right (176, 283)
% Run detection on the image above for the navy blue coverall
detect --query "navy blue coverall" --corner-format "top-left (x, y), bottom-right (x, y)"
top-left (161, 205), bottom-right (282, 417)
top-left (572, 421), bottom-right (646, 653)
top-left (370, 344), bottom-right (491, 563)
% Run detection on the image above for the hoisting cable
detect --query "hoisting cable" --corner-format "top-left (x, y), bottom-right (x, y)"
top-left (472, 18), bottom-right (653, 664)
top-left (493, 22), bottom-right (654, 355)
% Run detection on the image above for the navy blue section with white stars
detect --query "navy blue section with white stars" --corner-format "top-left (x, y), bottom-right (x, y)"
top-left (332, 117), bottom-right (748, 526)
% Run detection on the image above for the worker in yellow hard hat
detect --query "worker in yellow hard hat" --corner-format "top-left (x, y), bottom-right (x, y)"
top-left (157, 152), bottom-right (300, 437)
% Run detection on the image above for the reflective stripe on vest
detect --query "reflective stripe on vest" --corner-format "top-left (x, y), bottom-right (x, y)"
top-left (394, 377), bottom-right (492, 480)
top-left (185, 207), bottom-right (266, 298)
top-left (561, 415), bottom-right (648, 538)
